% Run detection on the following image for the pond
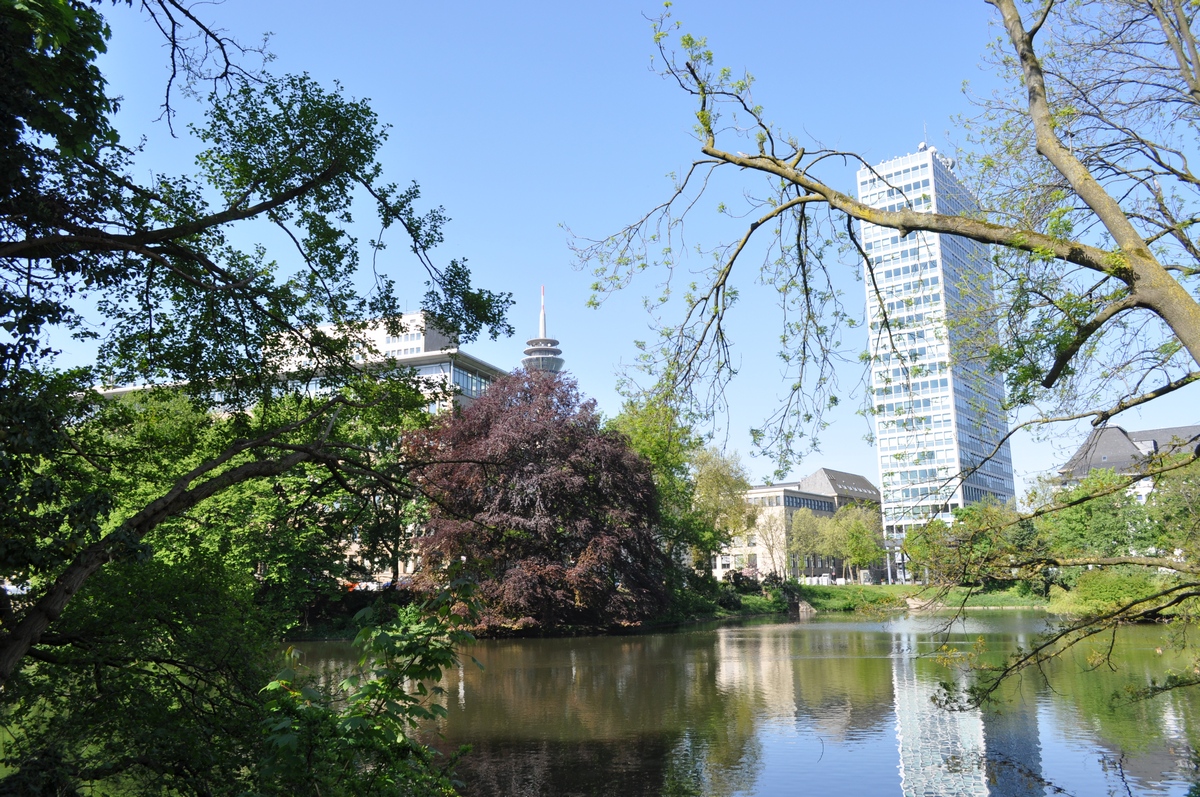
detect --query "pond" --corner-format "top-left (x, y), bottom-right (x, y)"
top-left (295, 612), bottom-right (1200, 796)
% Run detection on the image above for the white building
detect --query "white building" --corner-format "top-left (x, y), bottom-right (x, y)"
top-left (856, 147), bottom-right (1015, 571)
top-left (355, 312), bottom-right (505, 409)
top-left (97, 311), bottom-right (507, 410)
top-left (712, 469), bottom-right (879, 581)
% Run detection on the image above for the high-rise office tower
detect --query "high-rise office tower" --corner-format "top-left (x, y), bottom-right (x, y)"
top-left (856, 146), bottom-right (1015, 572)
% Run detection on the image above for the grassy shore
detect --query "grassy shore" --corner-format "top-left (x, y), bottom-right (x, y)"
top-left (793, 583), bottom-right (1047, 613)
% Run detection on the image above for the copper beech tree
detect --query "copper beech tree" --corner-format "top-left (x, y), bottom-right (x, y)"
top-left (413, 370), bottom-right (670, 633)
top-left (572, 0), bottom-right (1200, 696)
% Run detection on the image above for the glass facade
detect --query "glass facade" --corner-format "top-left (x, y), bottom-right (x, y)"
top-left (856, 150), bottom-right (1015, 543)
top-left (452, 365), bottom-right (491, 399)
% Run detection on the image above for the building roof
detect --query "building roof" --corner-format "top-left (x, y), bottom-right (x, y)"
top-left (797, 468), bottom-right (881, 503)
top-left (748, 468), bottom-right (880, 503)
top-left (1059, 424), bottom-right (1200, 480)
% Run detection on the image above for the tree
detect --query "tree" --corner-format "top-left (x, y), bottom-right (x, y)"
top-left (576, 1), bottom-right (1200, 476)
top-left (0, 389), bottom-right (470, 795)
top-left (572, 0), bottom-right (1200, 699)
top-left (0, 0), bottom-right (510, 688)
top-left (1034, 470), bottom-right (1160, 558)
top-left (836, 505), bottom-right (885, 581)
top-left (691, 446), bottom-right (756, 570)
top-left (789, 508), bottom-right (825, 578)
top-left (412, 370), bottom-right (671, 633)
top-left (752, 511), bottom-right (789, 578)
top-left (0, 2), bottom-right (510, 791)
top-left (608, 395), bottom-right (706, 564)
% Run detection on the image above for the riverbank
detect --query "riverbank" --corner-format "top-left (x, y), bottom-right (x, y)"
top-left (793, 583), bottom-right (1047, 613)
top-left (283, 583), bottom-right (1049, 642)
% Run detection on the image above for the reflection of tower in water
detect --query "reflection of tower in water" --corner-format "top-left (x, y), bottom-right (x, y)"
top-left (892, 631), bottom-right (987, 797)
top-left (891, 631), bottom-right (1042, 796)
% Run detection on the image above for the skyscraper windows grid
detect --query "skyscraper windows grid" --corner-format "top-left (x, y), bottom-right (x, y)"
top-left (856, 148), bottom-right (1015, 551)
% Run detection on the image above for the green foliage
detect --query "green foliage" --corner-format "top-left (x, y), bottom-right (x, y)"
top-left (792, 583), bottom-right (906, 613)
top-left (608, 398), bottom-right (771, 621)
top-left (831, 505), bottom-right (884, 574)
top-left (788, 508), bottom-right (823, 576)
top-left (906, 501), bottom-right (1037, 589)
top-left (258, 594), bottom-right (477, 797)
top-left (1048, 568), bottom-right (1166, 616)
top-left (2, 536), bottom-right (275, 792)
top-left (661, 584), bottom-right (720, 619)
top-left (788, 503), bottom-right (885, 580)
top-left (0, 2), bottom-right (517, 788)
top-left (1036, 470), bottom-right (1162, 558)
top-left (1144, 457), bottom-right (1200, 559)
top-left (724, 569), bottom-right (760, 595)
top-left (737, 592), bottom-right (786, 615)
top-left (691, 446), bottom-right (756, 564)
top-left (1, 0), bottom-right (116, 163)
top-left (608, 395), bottom-right (708, 563)
top-left (714, 580), bottom-right (742, 610)
top-left (0, 387), bottom-right (469, 795)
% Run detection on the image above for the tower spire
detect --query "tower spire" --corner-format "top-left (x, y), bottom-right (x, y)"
top-left (522, 286), bottom-right (565, 373)
top-left (539, 285), bottom-right (547, 339)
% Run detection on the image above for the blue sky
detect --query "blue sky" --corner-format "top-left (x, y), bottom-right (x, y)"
top-left (84, 1), bottom-right (1199, 493)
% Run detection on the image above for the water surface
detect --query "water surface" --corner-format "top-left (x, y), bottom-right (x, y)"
top-left (297, 612), bottom-right (1200, 796)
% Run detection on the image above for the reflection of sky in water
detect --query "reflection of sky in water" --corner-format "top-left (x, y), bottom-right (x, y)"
top-left (292, 612), bottom-right (1200, 796)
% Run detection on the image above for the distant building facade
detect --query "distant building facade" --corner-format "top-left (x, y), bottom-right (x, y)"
top-left (1059, 424), bottom-right (1200, 502)
top-left (856, 146), bottom-right (1015, 574)
top-left (362, 312), bottom-right (506, 410)
top-left (96, 310), bottom-right (507, 411)
top-left (712, 468), bottom-right (880, 581)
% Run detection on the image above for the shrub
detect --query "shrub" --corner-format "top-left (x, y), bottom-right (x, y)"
top-left (1050, 567), bottom-right (1164, 615)
top-left (716, 581), bottom-right (742, 610)
top-left (725, 570), bottom-right (761, 594)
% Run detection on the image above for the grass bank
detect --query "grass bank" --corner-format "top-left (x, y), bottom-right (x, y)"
top-left (794, 583), bottom-right (1047, 612)
top-left (657, 582), bottom-right (1048, 628)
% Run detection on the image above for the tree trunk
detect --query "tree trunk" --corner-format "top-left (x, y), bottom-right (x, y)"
top-left (0, 450), bottom-right (311, 687)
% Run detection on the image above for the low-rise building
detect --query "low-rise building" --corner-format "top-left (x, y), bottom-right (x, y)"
top-left (712, 469), bottom-right (880, 582)
top-left (97, 310), bottom-right (508, 411)
top-left (1059, 424), bottom-right (1200, 502)
top-left (338, 312), bottom-right (507, 410)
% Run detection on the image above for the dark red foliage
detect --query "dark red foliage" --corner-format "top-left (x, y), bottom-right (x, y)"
top-left (412, 370), bottom-right (669, 632)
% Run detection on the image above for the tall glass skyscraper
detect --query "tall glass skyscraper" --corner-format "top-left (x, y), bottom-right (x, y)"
top-left (856, 147), bottom-right (1015, 569)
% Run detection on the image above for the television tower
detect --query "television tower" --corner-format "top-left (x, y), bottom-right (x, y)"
top-left (521, 286), bottom-right (565, 372)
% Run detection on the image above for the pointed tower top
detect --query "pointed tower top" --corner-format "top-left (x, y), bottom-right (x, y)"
top-left (540, 285), bottom-right (547, 339)
top-left (523, 286), bottom-right (564, 373)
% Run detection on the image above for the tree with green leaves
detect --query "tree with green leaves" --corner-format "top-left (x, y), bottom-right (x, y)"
top-left (0, 1), bottom-right (508, 792)
top-left (789, 508), bottom-right (825, 579)
top-left (753, 510), bottom-right (790, 578)
top-left (836, 505), bottom-right (885, 582)
top-left (576, 1), bottom-right (1200, 477)
top-left (0, 388), bottom-right (475, 795)
top-left (573, 0), bottom-right (1200, 700)
top-left (0, 0), bottom-right (509, 688)
top-left (1035, 470), bottom-right (1161, 558)
top-left (691, 446), bottom-right (757, 571)
top-left (608, 395), bottom-right (706, 563)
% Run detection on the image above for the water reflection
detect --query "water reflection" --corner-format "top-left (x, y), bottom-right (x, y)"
top-left (293, 613), bottom-right (1200, 796)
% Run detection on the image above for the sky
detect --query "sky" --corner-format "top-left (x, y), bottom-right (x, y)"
top-left (81, 0), bottom-right (1200, 493)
